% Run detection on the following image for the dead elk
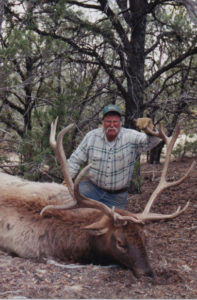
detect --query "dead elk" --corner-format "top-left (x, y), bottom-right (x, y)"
top-left (0, 119), bottom-right (195, 278)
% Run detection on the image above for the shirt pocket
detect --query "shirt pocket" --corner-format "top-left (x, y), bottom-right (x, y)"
top-left (115, 152), bottom-right (132, 171)
top-left (115, 153), bottom-right (126, 170)
top-left (90, 155), bottom-right (101, 170)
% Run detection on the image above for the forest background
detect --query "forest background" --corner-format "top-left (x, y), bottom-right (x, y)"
top-left (0, 0), bottom-right (196, 187)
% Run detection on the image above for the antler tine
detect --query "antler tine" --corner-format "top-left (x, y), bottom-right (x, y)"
top-left (49, 117), bottom-right (59, 151)
top-left (158, 123), bottom-right (180, 182)
top-left (136, 201), bottom-right (190, 221)
top-left (137, 123), bottom-right (195, 222)
top-left (40, 119), bottom-right (76, 216)
top-left (50, 118), bottom-right (75, 197)
top-left (113, 213), bottom-right (143, 225)
top-left (40, 201), bottom-right (77, 216)
top-left (56, 123), bottom-right (75, 196)
top-left (111, 206), bottom-right (143, 224)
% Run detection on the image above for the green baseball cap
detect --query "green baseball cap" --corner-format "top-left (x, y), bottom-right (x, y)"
top-left (103, 104), bottom-right (121, 117)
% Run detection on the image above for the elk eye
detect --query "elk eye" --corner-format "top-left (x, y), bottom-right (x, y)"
top-left (116, 239), bottom-right (128, 253)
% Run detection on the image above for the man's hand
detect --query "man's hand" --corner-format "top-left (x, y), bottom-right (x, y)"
top-left (134, 118), bottom-right (154, 134)
top-left (62, 180), bottom-right (68, 187)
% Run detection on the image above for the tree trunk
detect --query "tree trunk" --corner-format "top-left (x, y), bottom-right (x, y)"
top-left (127, 156), bottom-right (141, 194)
top-left (124, 0), bottom-right (147, 128)
top-left (0, 0), bottom-right (5, 34)
top-left (147, 141), bottom-right (165, 164)
top-left (124, 0), bottom-right (147, 193)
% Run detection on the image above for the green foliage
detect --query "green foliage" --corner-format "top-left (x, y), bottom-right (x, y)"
top-left (19, 125), bottom-right (52, 181)
top-left (129, 159), bottom-right (142, 194)
top-left (0, 154), bottom-right (10, 164)
top-left (18, 92), bottom-right (76, 181)
top-left (1, 0), bottom-right (196, 186)
top-left (172, 137), bottom-right (197, 158)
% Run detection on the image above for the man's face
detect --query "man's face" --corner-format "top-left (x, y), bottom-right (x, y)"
top-left (103, 114), bottom-right (121, 141)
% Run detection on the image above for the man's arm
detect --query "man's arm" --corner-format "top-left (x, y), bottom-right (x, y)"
top-left (67, 134), bottom-right (89, 179)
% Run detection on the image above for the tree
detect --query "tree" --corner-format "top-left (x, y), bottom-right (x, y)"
top-left (1, 0), bottom-right (196, 183)
top-left (31, 1), bottom-right (197, 115)
top-left (0, 0), bottom-right (5, 33)
top-left (3, 0), bottom-right (197, 129)
top-left (0, 1), bottom-right (112, 179)
top-left (27, 0), bottom-right (197, 186)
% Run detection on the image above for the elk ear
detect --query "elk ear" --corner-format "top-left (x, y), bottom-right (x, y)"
top-left (82, 215), bottom-right (110, 236)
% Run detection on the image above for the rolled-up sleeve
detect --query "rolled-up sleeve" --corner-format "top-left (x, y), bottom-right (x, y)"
top-left (135, 132), bottom-right (161, 155)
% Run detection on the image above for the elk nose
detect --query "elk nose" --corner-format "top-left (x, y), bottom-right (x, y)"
top-left (146, 270), bottom-right (155, 278)
top-left (134, 268), bottom-right (155, 279)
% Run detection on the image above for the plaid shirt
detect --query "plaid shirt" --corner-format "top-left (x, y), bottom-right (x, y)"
top-left (68, 127), bottom-right (160, 191)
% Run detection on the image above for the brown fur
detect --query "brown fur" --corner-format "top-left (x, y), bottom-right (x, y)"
top-left (0, 172), bottom-right (153, 277)
top-left (0, 172), bottom-right (73, 205)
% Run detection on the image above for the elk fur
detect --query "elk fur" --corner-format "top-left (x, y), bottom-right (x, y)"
top-left (0, 172), bottom-right (73, 206)
top-left (0, 172), bottom-right (153, 277)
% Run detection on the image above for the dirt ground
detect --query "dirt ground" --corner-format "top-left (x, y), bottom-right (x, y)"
top-left (0, 156), bottom-right (196, 299)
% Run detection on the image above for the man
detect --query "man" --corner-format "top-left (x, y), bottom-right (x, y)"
top-left (68, 104), bottom-right (161, 209)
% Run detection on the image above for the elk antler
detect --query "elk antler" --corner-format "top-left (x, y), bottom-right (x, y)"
top-left (40, 118), bottom-right (77, 216)
top-left (134, 122), bottom-right (196, 222)
top-left (40, 118), bottom-right (142, 225)
top-left (49, 117), bottom-right (75, 198)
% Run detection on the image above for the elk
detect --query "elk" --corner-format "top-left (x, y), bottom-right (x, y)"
top-left (0, 118), bottom-right (195, 278)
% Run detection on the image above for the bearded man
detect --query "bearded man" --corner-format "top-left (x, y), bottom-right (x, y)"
top-left (68, 104), bottom-right (160, 209)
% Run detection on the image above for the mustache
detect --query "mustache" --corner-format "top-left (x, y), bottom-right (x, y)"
top-left (106, 127), bottom-right (119, 133)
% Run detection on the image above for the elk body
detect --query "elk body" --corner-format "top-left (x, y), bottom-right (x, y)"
top-left (0, 119), bottom-right (195, 278)
top-left (0, 181), bottom-right (152, 278)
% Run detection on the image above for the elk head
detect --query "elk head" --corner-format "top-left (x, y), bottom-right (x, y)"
top-left (82, 210), bottom-right (154, 278)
